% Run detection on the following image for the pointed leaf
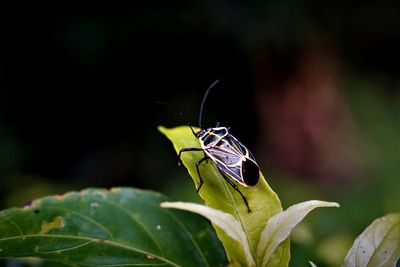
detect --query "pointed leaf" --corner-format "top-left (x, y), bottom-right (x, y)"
top-left (0, 187), bottom-right (227, 266)
top-left (159, 125), bottom-right (290, 266)
top-left (343, 213), bottom-right (400, 267)
top-left (161, 201), bottom-right (255, 266)
top-left (257, 200), bottom-right (339, 266)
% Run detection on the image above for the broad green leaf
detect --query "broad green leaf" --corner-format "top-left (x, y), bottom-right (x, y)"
top-left (161, 201), bottom-right (255, 266)
top-left (343, 213), bottom-right (400, 267)
top-left (256, 200), bottom-right (339, 266)
top-left (0, 187), bottom-right (227, 266)
top-left (159, 125), bottom-right (290, 266)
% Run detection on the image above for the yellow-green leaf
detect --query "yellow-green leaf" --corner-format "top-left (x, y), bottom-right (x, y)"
top-left (343, 213), bottom-right (400, 267)
top-left (257, 200), bottom-right (339, 266)
top-left (159, 125), bottom-right (290, 266)
top-left (161, 201), bottom-right (255, 266)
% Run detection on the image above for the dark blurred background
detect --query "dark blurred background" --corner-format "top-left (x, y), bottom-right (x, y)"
top-left (1, 2), bottom-right (399, 266)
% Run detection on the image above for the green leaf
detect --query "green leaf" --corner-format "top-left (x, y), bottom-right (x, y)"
top-left (161, 201), bottom-right (255, 266)
top-left (159, 125), bottom-right (290, 266)
top-left (256, 200), bottom-right (339, 266)
top-left (0, 187), bottom-right (227, 266)
top-left (343, 213), bottom-right (400, 267)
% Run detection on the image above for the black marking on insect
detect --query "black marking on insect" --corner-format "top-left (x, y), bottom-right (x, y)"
top-left (178, 80), bottom-right (260, 212)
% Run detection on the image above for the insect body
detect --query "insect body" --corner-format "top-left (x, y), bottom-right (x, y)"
top-left (198, 127), bottom-right (259, 188)
top-left (178, 80), bottom-right (260, 212)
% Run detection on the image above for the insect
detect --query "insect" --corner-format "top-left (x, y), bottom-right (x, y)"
top-left (178, 80), bottom-right (260, 212)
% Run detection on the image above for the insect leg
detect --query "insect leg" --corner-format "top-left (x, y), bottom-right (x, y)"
top-left (203, 151), bottom-right (209, 163)
top-left (217, 169), bottom-right (251, 213)
top-left (177, 147), bottom-right (203, 166)
top-left (177, 147), bottom-right (208, 193)
top-left (188, 125), bottom-right (197, 136)
top-left (195, 156), bottom-right (208, 193)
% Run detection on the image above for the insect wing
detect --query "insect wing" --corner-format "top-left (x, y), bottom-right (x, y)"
top-left (227, 134), bottom-right (256, 161)
top-left (205, 147), bottom-right (247, 185)
top-left (204, 134), bottom-right (260, 187)
top-left (227, 135), bottom-right (260, 186)
top-left (204, 136), bottom-right (248, 185)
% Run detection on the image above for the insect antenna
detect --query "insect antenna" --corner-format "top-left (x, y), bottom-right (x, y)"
top-left (198, 79), bottom-right (220, 128)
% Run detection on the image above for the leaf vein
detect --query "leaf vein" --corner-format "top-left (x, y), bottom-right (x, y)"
top-left (161, 208), bottom-right (209, 267)
top-left (46, 206), bottom-right (115, 239)
top-left (0, 234), bottom-right (179, 266)
top-left (367, 219), bottom-right (399, 267)
top-left (95, 199), bottom-right (164, 256)
top-left (35, 240), bottom-right (93, 254)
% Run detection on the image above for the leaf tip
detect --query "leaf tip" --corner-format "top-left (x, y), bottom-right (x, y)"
top-left (309, 261), bottom-right (318, 267)
top-left (307, 200), bottom-right (340, 208)
top-left (160, 201), bottom-right (169, 208)
top-left (157, 125), bottom-right (167, 134)
top-left (328, 202), bottom-right (340, 208)
top-left (160, 201), bottom-right (181, 209)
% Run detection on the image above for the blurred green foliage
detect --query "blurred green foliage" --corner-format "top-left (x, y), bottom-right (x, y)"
top-left (266, 75), bottom-right (400, 266)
